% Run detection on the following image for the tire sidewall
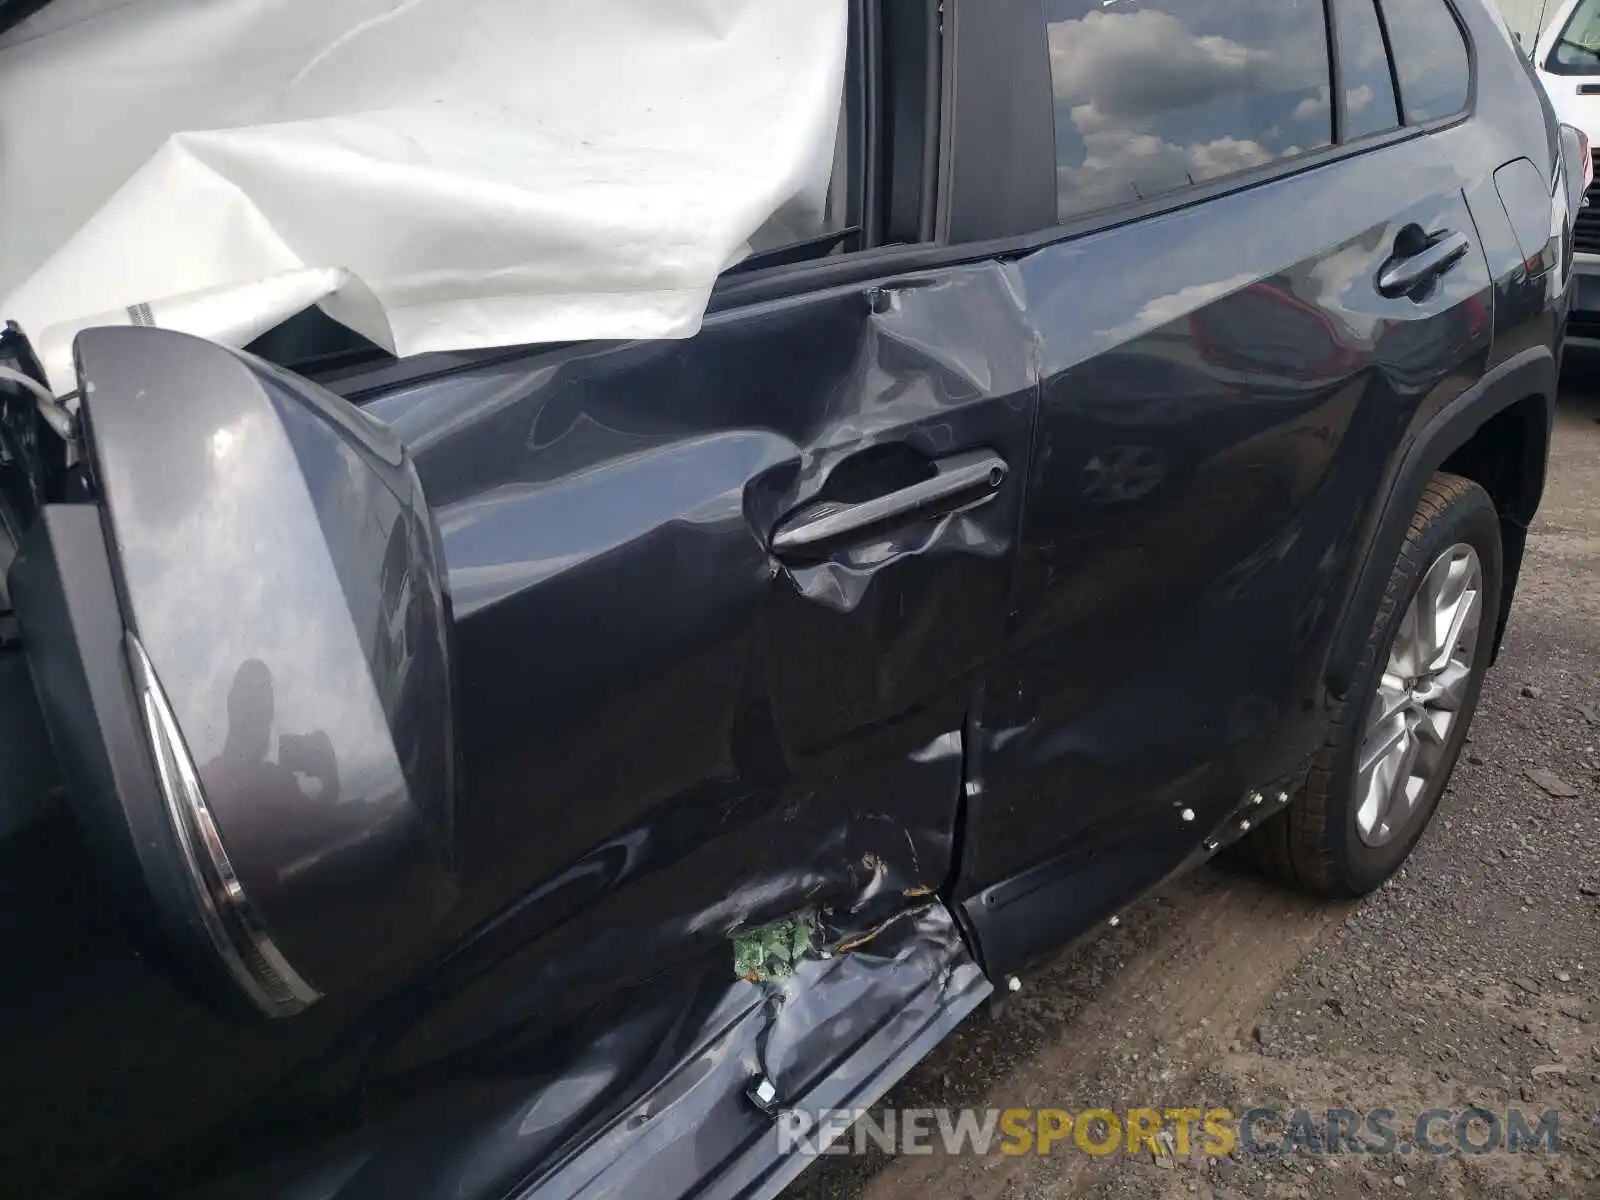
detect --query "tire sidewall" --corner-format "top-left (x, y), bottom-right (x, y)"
top-left (1333, 487), bottom-right (1503, 893)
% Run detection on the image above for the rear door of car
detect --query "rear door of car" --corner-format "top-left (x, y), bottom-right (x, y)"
top-left (949, 0), bottom-right (1504, 971)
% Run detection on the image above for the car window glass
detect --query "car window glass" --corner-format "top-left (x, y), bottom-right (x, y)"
top-left (1332, 0), bottom-right (1401, 138)
top-left (1046, 0), bottom-right (1334, 222)
top-left (1378, 0), bottom-right (1470, 119)
top-left (1550, 0), bottom-right (1600, 73)
top-left (747, 89), bottom-right (858, 255)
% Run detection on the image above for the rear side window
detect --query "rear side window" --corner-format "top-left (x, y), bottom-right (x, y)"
top-left (1331, 0), bottom-right (1401, 138)
top-left (1378, 0), bottom-right (1471, 120)
top-left (1046, 0), bottom-right (1334, 222)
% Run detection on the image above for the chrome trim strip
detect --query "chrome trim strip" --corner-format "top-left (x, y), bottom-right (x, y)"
top-left (127, 633), bottom-right (321, 1016)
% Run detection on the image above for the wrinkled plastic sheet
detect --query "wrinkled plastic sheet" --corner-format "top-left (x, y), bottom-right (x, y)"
top-left (0, 0), bottom-right (845, 391)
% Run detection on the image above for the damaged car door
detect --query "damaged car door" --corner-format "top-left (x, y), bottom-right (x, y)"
top-left (1, 279), bottom-right (1035, 1200)
top-left (0, 9), bottom-right (1038, 1197)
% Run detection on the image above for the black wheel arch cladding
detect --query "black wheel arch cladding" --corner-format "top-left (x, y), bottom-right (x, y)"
top-left (1325, 346), bottom-right (1553, 700)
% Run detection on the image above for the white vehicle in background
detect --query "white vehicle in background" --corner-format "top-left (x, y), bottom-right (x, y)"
top-left (1531, 0), bottom-right (1600, 338)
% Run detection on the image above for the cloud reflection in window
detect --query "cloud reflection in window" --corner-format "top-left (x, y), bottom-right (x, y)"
top-left (1333, 0), bottom-right (1401, 138)
top-left (1047, 0), bottom-right (1334, 221)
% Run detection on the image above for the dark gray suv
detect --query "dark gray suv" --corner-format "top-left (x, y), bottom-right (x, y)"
top-left (0, 0), bottom-right (1580, 1197)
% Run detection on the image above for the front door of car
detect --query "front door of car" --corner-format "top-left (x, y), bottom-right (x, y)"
top-left (377, 261), bottom-right (1039, 945)
top-left (953, 0), bottom-right (1497, 971)
top-left (241, 263), bottom-right (1038, 1192)
top-left (0, 20), bottom-right (1045, 1200)
top-left (2, 134), bottom-right (1041, 1200)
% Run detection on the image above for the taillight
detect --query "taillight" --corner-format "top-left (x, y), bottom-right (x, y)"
top-left (1558, 123), bottom-right (1593, 200)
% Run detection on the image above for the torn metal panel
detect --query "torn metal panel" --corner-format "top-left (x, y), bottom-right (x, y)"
top-left (195, 904), bottom-right (988, 1200)
top-left (128, 709), bottom-right (974, 1198)
top-left (530, 905), bottom-right (988, 1200)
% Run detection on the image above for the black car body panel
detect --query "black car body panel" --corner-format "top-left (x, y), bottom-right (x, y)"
top-left (0, 0), bottom-right (1569, 1196)
top-left (958, 137), bottom-right (1498, 970)
top-left (381, 262), bottom-right (1038, 945)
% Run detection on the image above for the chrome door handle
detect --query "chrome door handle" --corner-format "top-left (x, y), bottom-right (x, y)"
top-left (770, 449), bottom-right (1008, 557)
top-left (1377, 230), bottom-right (1471, 298)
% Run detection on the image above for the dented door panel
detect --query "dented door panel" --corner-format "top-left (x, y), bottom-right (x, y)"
top-left (197, 904), bottom-right (988, 1200)
top-left (0, 267), bottom-right (1035, 1199)
top-left (235, 266), bottom-right (1037, 1192)
top-left (370, 263), bottom-right (1036, 937)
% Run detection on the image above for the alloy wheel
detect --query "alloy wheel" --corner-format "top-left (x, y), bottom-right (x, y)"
top-left (1354, 542), bottom-right (1483, 848)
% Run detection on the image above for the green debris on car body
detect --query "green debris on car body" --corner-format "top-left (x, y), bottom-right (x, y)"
top-left (732, 915), bottom-right (812, 982)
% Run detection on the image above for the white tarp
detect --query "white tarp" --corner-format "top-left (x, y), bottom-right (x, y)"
top-left (0, 0), bottom-right (846, 392)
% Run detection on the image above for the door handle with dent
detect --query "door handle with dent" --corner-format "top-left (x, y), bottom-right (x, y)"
top-left (770, 449), bottom-right (1008, 557)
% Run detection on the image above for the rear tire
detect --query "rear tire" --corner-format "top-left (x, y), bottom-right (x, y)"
top-left (1243, 471), bottom-right (1501, 897)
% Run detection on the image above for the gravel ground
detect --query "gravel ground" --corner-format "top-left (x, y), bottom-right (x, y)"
top-left (786, 362), bottom-right (1600, 1200)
